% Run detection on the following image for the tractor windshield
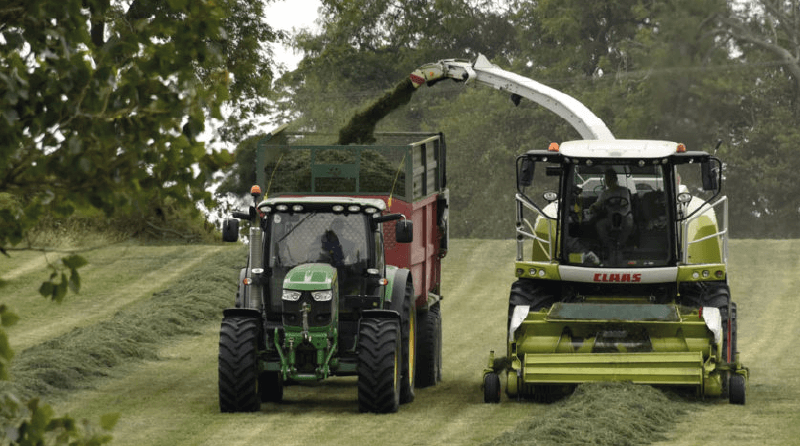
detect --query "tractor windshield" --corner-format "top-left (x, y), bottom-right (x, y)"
top-left (563, 163), bottom-right (672, 267)
top-left (267, 212), bottom-right (370, 303)
top-left (269, 212), bottom-right (368, 269)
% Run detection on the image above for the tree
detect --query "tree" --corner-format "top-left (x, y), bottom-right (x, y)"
top-left (1, 0), bottom-right (286, 285)
top-left (707, 0), bottom-right (800, 236)
top-left (1, 0), bottom-right (281, 438)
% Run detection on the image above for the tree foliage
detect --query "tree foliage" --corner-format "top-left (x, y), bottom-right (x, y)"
top-left (1, 0), bottom-right (281, 440)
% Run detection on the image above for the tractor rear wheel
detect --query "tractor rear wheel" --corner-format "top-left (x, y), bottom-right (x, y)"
top-left (399, 282), bottom-right (417, 404)
top-left (218, 316), bottom-right (261, 413)
top-left (484, 372), bottom-right (501, 403)
top-left (416, 302), bottom-right (442, 388)
top-left (357, 318), bottom-right (401, 413)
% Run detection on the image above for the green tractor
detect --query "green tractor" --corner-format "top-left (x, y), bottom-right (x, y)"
top-left (483, 140), bottom-right (748, 404)
top-left (218, 130), bottom-right (448, 413)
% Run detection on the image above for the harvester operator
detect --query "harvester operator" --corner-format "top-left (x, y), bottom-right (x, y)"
top-left (590, 168), bottom-right (634, 255)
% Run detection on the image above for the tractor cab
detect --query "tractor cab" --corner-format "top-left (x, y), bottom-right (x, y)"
top-left (257, 197), bottom-right (408, 325)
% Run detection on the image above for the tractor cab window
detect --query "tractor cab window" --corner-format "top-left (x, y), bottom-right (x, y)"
top-left (267, 212), bottom-right (369, 305)
top-left (563, 163), bottom-right (671, 267)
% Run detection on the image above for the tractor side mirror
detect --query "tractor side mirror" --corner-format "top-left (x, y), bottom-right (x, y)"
top-left (395, 219), bottom-right (414, 243)
top-left (222, 218), bottom-right (239, 242)
top-left (701, 160), bottom-right (718, 191)
top-left (518, 157), bottom-right (535, 188)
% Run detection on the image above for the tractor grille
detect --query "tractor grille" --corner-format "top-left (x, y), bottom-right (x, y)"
top-left (282, 292), bottom-right (333, 327)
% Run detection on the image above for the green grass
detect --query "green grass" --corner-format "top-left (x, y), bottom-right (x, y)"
top-left (1, 238), bottom-right (796, 446)
top-left (1, 245), bottom-right (244, 399)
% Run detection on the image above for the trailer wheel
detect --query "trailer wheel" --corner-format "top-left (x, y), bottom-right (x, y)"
top-left (218, 317), bottom-right (261, 412)
top-left (484, 372), bottom-right (501, 403)
top-left (416, 302), bottom-right (442, 388)
top-left (357, 318), bottom-right (401, 413)
top-left (259, 371), bottom-right (283, 403)
top-left (729, 373), bottom-right (746, 405)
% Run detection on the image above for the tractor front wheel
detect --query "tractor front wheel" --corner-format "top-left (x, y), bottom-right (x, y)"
top-left (218, 316), bottom-right (261, 413)
top-left (357, 318), bottom-right (401, 413)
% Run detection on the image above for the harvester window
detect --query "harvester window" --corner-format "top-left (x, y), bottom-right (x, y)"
top-left (564, 164), bottom-right (670, 267)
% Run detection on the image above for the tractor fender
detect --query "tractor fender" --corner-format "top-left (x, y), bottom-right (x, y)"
top-left (360, 309), bottom-right (401, 322)
top-left (235, 267), bottom-right (248, 308)
top-left (386, 267), bottom-right (413, 313)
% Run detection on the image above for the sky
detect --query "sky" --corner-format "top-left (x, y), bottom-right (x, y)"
top-left (265, 0), bottom-right (322, 70)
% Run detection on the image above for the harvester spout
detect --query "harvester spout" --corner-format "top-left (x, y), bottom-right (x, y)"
top-left (410, 54), bottom-right (615, 141)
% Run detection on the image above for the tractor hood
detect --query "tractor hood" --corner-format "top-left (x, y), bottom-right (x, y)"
top-left (283, 263), bottom-right (338, 292)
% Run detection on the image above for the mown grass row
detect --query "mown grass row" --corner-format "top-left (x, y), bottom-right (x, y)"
top-left (484, 381), bottom-right (691, 446)
top-left (2, 245), bottom-right (244, 400)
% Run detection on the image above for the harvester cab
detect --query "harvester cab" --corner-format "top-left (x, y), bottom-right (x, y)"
top-left (219, 129), bottom-right (448, 414)
top-left (409, 54), bottom-right (746, 404)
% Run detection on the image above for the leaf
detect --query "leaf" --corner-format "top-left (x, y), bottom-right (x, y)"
top-left (62, 254), bottom-right (88, 270)
top-left (0, 305), bottom-right (19, 327)
top-left (100, 412), bottom-right (120, 431)
top-left (39, 281), bottom-right (54, 298)
top-left (52, 273), bottom-right (69, 302)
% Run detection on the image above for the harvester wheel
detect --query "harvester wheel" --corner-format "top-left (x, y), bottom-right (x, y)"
top-left (218, 316), bottom-right (261, 413)
top-left (399, 281), bottom-right (417, 404)
top-left (357, 318), bottom-right (401, 413)
top-left (508, 279), bottom-right (556, 337)
top-left (484, 373), bottom-right (501, 403)
top-left (259, 371), bottom-right (284, 403)
top-left (703, 285), bottom-right (738, 362)
top-left (416, 302), bottom-right (442, 388)
top-left (729, 374), bottom-right (746, 405)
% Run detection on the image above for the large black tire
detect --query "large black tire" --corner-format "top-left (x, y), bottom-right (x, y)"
top-left (399, 280), bottom-right (417, 404)
top-left (729, 373), bottom-right (746, 405)
top-left (508, 279), bottom-right (557, 338)
top-left (703, 285), bottom-right (738, 363)
top-left (218, 317), bottom-right (261, 412)
top-left (484, 372), bottom-right (501, 403)
top-left (357, 318), bottom-right (401, 414)
top-left (259, 371), bottom-right (283, 403)
top-left (415, 302), bottom-right (442, 388)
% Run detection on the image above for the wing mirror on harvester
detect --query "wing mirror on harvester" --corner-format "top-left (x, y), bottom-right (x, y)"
top-left (701, 159), bottom-right (719, 191)
top-left (517, 157), bottom-right (535, 188)
top-left (373, 213), bottom-right (414, 243)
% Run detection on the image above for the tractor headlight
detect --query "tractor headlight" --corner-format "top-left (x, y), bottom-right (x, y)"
top-left (312, 290), bottom-right (332, 302)
top-left (282, 290), bottom-right (301, 301)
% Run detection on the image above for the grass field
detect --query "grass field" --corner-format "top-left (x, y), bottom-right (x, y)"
top-left (1, 239), bottom-right (798, 445)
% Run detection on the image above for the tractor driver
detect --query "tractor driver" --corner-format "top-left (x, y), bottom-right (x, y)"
top-left (320, 217), bottom-right (357, 267)
top-left (589, 168), bottom-right (634, 256)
